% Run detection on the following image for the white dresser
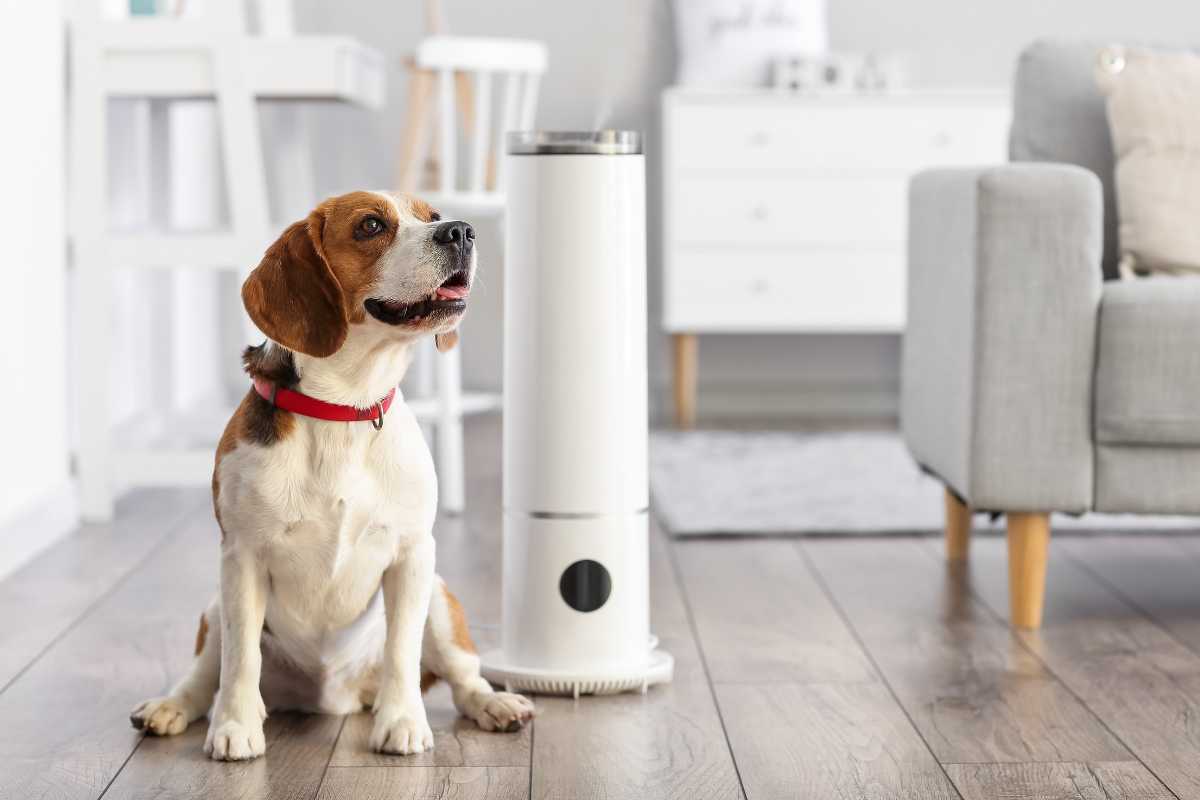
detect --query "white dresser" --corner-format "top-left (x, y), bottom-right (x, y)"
top-left (662, 89), bottom-right (1010, 426)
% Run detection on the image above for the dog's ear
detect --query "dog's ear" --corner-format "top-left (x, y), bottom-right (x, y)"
top-left (435, 330), bottom-right (459, 353)
top-left (242, 212), bottom-right (348, 358)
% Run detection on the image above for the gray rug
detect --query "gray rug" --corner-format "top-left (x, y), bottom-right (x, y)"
top-left (650, 430), bottom-right (1200, 537)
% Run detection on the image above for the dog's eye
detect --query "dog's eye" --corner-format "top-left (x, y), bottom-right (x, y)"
top-left (357, 216), bottom-right (385, 238)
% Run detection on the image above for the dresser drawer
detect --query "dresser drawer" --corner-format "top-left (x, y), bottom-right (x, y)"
top-left (664, 247), bottom-right (904, 332)
top-left (670, 102), bottom-right (1009, 171)
top-left (671, 175), bottom-right (906, 246)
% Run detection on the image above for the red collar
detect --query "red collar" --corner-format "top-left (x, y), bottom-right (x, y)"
top-left (253, 377), bottom-right (396, 429)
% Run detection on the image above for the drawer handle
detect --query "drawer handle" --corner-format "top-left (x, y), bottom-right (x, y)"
top-left (931, 131), bottom-right (951, 148)
top-left (751, 205), bottom-right (769, 221)
top-left (750, 279), bottom-right (770, 294)
top-left (748, 130), bottom-right (770, 147)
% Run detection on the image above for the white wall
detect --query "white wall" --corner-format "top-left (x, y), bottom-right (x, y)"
top-left (290, 0), bottom-right (1200, 421)
top-left (0, 0), bottom-right (76, 575)
top-left (829, 0), bottom-right (1199, 88)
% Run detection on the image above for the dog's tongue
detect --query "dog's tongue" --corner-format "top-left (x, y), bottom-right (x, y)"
top-left (436, 285), bottom-right (469, 300)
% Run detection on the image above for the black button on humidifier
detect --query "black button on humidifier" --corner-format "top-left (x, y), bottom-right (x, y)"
top-left (559, 559), bottom-right (612, 613)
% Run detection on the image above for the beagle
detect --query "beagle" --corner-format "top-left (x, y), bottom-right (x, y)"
top-left (129, 191), bottom-right (534, 761)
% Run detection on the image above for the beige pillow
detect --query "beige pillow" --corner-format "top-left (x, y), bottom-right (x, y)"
top-left (1096, 46), bottom-right (1200, 277)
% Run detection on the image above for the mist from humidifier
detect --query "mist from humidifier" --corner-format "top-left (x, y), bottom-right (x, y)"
top-left (589, 0), bottom-right (659, 131)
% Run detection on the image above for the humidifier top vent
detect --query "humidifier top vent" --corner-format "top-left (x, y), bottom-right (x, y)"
top-left (507, 130), bottom-right (642, 156)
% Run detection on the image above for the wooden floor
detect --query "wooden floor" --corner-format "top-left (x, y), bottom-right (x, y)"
top-left (6, 420), bottom-right (1200, 799)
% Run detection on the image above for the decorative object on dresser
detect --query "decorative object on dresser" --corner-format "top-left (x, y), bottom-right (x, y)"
top-left (661, 89), bottom-right (1009, 427)
top-left (772, 51), bottom-right (908, 94)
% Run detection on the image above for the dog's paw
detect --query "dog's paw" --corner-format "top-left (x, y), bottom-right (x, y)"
top-left (204, 718), bottom-right (266, 761)
top-left (464, 691), bottom-right (536, 732)
top-left (370, 707), bottom-right (434, 755)
top-left (130, 696), bottom-right (191, 736)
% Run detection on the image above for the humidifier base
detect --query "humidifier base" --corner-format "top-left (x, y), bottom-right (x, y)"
top-left (480, 647), bottom-right (673, 699)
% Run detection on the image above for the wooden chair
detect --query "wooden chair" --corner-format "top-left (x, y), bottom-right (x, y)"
top-left (68, 0), bottom-right (384, 521)
top-left (396, 35), bottom-right (547, 514)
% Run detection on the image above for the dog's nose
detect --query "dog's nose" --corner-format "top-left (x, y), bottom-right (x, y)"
top-left (433, 220), bottom-right (474, 248)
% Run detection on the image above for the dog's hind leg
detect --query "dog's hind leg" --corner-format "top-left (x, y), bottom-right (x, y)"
top-left (421, 577), bottom-right (535, 732)
top-left (130, 596), bottom-right (222, 736)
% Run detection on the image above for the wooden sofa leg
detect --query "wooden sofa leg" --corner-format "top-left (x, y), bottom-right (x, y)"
top-left (944, 488), bottom-right (971, 560)
top-left (1007, 512), bottom-right (1051, 629)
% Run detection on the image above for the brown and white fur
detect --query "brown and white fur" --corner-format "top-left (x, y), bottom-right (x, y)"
top-left (129, 191), bottom-right (534, 761)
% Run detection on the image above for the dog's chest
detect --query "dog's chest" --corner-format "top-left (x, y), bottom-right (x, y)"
top-left (222, 409), bottom-right (436, 631)
top-left (271, 465), bottom-right (395, 589)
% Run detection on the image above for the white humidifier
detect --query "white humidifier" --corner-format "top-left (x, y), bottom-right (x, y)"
top-left (480, 131), bottom-right (673, 696)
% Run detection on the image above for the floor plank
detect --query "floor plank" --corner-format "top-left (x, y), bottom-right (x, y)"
top-left (0, 489), bottom-right (201, 693)
top-left (805, 538), bottom-right (1129, 764)
top-left (317, 766), bottom-right (528, 800)
top-left (529, 526), bottom-right (743, 800)
top-left (1059, 535), bottom-right (1200, 659)
top-left (102, 713), bottom-right (343, 800)
top-left (716, 682), bottom-right (960, 800)
top-left (945, 761), bottom-right (1176, 800)
top-left (0, 498), bottom-right (231, 800)
top-left (673, 539), bottom-right (874, 684)
top-left (965, 537), bottom-right (1200, 799)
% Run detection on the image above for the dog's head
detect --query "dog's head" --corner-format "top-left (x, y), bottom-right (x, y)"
top-left (242, 190), bottom-right (474, 358)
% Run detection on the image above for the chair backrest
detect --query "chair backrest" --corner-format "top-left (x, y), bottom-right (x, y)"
top-left (415, 35), bottom-right (548, 196)
top-left (1009, 39), bottom-right (1120, 280)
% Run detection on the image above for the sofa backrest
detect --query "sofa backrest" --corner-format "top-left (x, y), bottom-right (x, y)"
top-left (1009, 39), bottom-right (1120, 280)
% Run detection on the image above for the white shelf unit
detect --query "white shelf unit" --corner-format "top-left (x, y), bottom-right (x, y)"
top-left (69, 3), bottom-right (386, 521)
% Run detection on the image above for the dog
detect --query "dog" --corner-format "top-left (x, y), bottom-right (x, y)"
top-left (129, 190), bottom-right (534, 761)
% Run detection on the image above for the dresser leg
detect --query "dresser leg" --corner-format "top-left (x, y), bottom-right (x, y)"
top-left (673, 333), bottom-right (698, 429)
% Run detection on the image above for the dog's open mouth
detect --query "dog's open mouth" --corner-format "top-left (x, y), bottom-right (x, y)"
top-left (365, 270), bottom-right (470, 325)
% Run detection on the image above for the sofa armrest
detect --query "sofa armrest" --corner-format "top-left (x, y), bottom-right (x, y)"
top-left (901, 163), bottom-right (1103, 512)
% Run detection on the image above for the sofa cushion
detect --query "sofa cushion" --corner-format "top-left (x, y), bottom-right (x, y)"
top-left (1097, 46), bottom-right (1200, 277)
top-left (1095, 277), bottom-right (1200, 445)
top-left (1095, 444), bottom-right (1200, 514)
top-left (1010, 40), bottom-right (1121, 280)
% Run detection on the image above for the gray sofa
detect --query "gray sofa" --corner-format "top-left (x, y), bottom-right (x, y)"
top-left (901, 40), bottom-right (1200, 629)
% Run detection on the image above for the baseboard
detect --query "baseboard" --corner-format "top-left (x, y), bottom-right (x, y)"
top-left (650, 382), bottom-right (899, 424)
top-left (0, 480), bottom-right (80, 583)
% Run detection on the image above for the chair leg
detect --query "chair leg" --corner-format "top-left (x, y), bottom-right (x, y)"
top-left (395, 63), bottom-right (435, 192)
top-left (944, 488), bottom-right (971, 560)
top-left (412, 337), bottom-right (436, 444)
top-left (435, 344), bottom-right (465, 514)
top-left (1007, 512), bottom-right (1050, 629)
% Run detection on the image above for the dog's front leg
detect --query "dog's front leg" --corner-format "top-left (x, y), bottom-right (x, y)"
top-left (370, 533), bottom-right (436, 755)
top-left (204, 539), bottom-right (269, 761)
